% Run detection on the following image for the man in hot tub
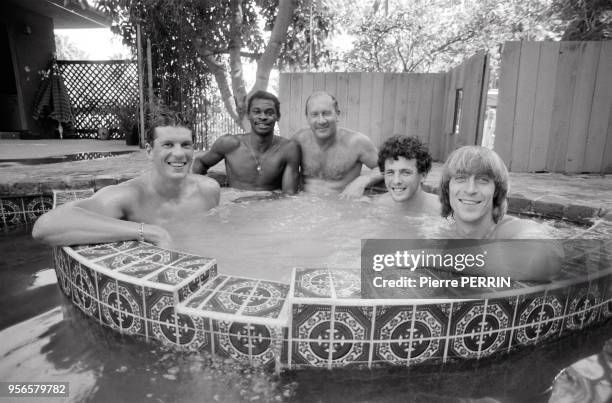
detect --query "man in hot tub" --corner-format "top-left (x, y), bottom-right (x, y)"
top-left (32, 110), bottom-right (220, 249)
top-left (191, 90), bottom-right (301, 194)
top-left (292, 91), bottom-right (382, 197)
top-left (375, 135), bottom-right (440, 215)
top-left (438, 145), bottom-right (563, 280)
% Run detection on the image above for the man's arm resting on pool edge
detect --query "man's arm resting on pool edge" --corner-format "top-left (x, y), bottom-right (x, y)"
top-left (32, 187), bottom-right (172, 248)
top-left (340, 135), bottom-right (382, 198)
top-left (192, 136), bottom-right (234, 175)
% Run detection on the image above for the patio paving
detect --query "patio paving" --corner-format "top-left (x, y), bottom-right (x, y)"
top-left (0, 139), bottom-right (611, 219)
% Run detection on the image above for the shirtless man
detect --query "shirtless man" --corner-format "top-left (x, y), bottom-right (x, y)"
top-left (292, 91), bottom-right (380, 197)
top-left (376, 135), bottom-right (440, 215)
top-left (439, 146), bottom-right (562, 280)
top-left (32, 110), bottom-right (220, 249)
top-left (192, 90), bottom-right (300, 194)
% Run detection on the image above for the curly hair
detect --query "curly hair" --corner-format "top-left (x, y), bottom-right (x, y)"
top-left (439, 146), bottom-right (509, 223)
top-left (145, 107), bottom-right (192, 145)
top-left (377, 135), bottom-right (432, 175)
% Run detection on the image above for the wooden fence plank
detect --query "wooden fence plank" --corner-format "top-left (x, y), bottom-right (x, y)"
top-left (313, 73), bottom-right (326, 92)
top-left (429, 74), bottom-right (445, 161)
top-left (358, 73), bottom-right (373, 136)
top-left (289, 73), bottom-right (303, 135)
top-left (528, 42), bottom-right (559, 171)
top-left (347, 72), bottom-right (362, 134)
top-left (511, 42), bottom-right (540, 171)
top-left (460, 55), bottom-right (479, 147)
top-left (393, 74), bottom-right (410, 136)
top-left (299, 72), bottom-right (314, 131)
top-left (369, 73), bottom-right (385, 146)
top-left (417, 74), bottom-right (435, 144)
top-left (381, 73), bottom-right (398, 144)
top-left (565, 42), bottom-right (601, 173)
top-left (475, 54), bottom-right (490, 146)
top-left (279, 73), bottom-right (290, 137)
top-left (584, 41), bottom-right (612, 173)
top-left (325, 73), bottom-right (338, 99)
top-left (495, 41), bottom-right (521, 167)
top-left (336, 73), bottom-right (350, 128)
top-left (406, 75), bottom-right (422, 138)
top-left (546, 42), bottom-right (583, 172)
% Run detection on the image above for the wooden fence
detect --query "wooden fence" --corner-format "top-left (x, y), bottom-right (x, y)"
top-left (279, 53), bottom-right (489, 162)
top-left (495, 41), bottom-right (612, 173)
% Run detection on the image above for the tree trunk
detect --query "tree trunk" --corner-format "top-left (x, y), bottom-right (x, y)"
top-left (192, 0), bottom-right (298, 130)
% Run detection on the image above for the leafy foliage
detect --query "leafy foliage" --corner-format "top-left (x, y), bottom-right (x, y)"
top-left (94, 0), bottom-right (332, 127)
top-left (551, 0), bottom-right (612, 40)
top-left (334, 0), bottom-right (566, 75)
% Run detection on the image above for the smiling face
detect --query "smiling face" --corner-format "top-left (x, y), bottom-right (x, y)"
top-left (248, 98), bottom-right (279, 136)
top-left (147, 126), bottom-right (194, 179)
top-left (449, 172), bottom-right (495, 228)
top-left (306, 94), bottom-right (339, 141)
top-left (384, 157), bottom-right (424, 203)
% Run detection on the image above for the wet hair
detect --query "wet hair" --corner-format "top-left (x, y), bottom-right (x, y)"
top-left (146, 108), bottom-right (192, 145)
top-left (247, 90), bottom-right (280, 116)
top-left (377, 135), bottom-right (432, 175)
top-left (304, 91), bottom-right (340, 115)
top-left (439, 146), bottom-right (509, 223)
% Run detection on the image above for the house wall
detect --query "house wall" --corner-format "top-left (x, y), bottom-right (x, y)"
top-left (0, 2), bottom-right (56, 137)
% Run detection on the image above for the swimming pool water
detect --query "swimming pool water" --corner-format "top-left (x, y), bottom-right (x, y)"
top-left (0, 193), bottom-right (609, 402)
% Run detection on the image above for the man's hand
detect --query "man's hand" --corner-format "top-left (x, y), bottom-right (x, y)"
top-left (144, 224), bottom-right (174, 250)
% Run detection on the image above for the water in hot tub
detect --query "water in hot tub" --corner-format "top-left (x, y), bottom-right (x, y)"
top-left (0, 192), bottom-right (609, 402)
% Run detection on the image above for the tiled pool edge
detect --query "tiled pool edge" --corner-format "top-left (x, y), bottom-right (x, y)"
top-left (56, 243), bottom-right (612, 371)
top-left (46, 189), bottom-right (612, 371)
top-left (2, 176), bottom-right (609, 231)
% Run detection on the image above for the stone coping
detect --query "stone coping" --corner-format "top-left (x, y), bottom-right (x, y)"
top-left (49, 189), bottom-right (612, 371)
top-left (1, 168), bottom-right (610, 232)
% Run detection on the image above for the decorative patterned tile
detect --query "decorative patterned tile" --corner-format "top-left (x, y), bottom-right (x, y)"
top-left (53, 189), bottom-right (94, 208)
top-left (374, 304), bottom-right (450, 343)
top-left (95, 252), bottom-right (143, 270)
top-left (99, 280), bottom-right (146, 336)
top-left (53, 248), bottom-right (73, 298)
top-left (449, 300), bottom-right (512, 359)
top-left (70, 260), bottom-right (100, 320)
top-left (0, 197), bottom-right (25, 227)
top-left (176, 266), bottom-right (217, 303)
top-left (213, 321), bottom-right (283, 367)
top-left (512, 291), bottom-right (564, 346)
top-left (152, 314), bottom-right (210, 351)
top-left (24, 195), bottom-right (53, 222)
top-left (149, 267), bottom-right (195, 285)
top-left (293, 268), bottom-right (332, 298)
top-left (199, 290), bottom-right (249, 315)
top-left (563, 282), bottom-right (601, 332)
top-left (373, 337), bottom-right (446, 366)
top-left (329, 269), bottom-right (361, 299)
top-left (173, 255), bottom-right (216, 271)
top-left (117, 260), bottom-right (166, 279)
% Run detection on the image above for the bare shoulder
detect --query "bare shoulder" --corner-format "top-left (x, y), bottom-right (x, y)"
top-left (190, 174), bottom-right (221, 193)
top-left (211, 134), bottom-right (242, 153)
top-left (339, 128), bottom-right (374, 148)
top-left (291, 128), bottom-right (312, 143)
top-left (72, 178), bottom-right (143, 215)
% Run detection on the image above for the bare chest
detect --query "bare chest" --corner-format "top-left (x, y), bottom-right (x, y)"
top-left (301, 144), bottom-right (361, 180)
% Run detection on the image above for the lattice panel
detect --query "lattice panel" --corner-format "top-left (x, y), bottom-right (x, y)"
top-left (57, 60), bottom-right (138, 139)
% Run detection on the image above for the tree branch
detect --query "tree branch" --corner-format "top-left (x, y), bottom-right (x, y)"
top-left (253, 0), bottom-right (298, 92)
